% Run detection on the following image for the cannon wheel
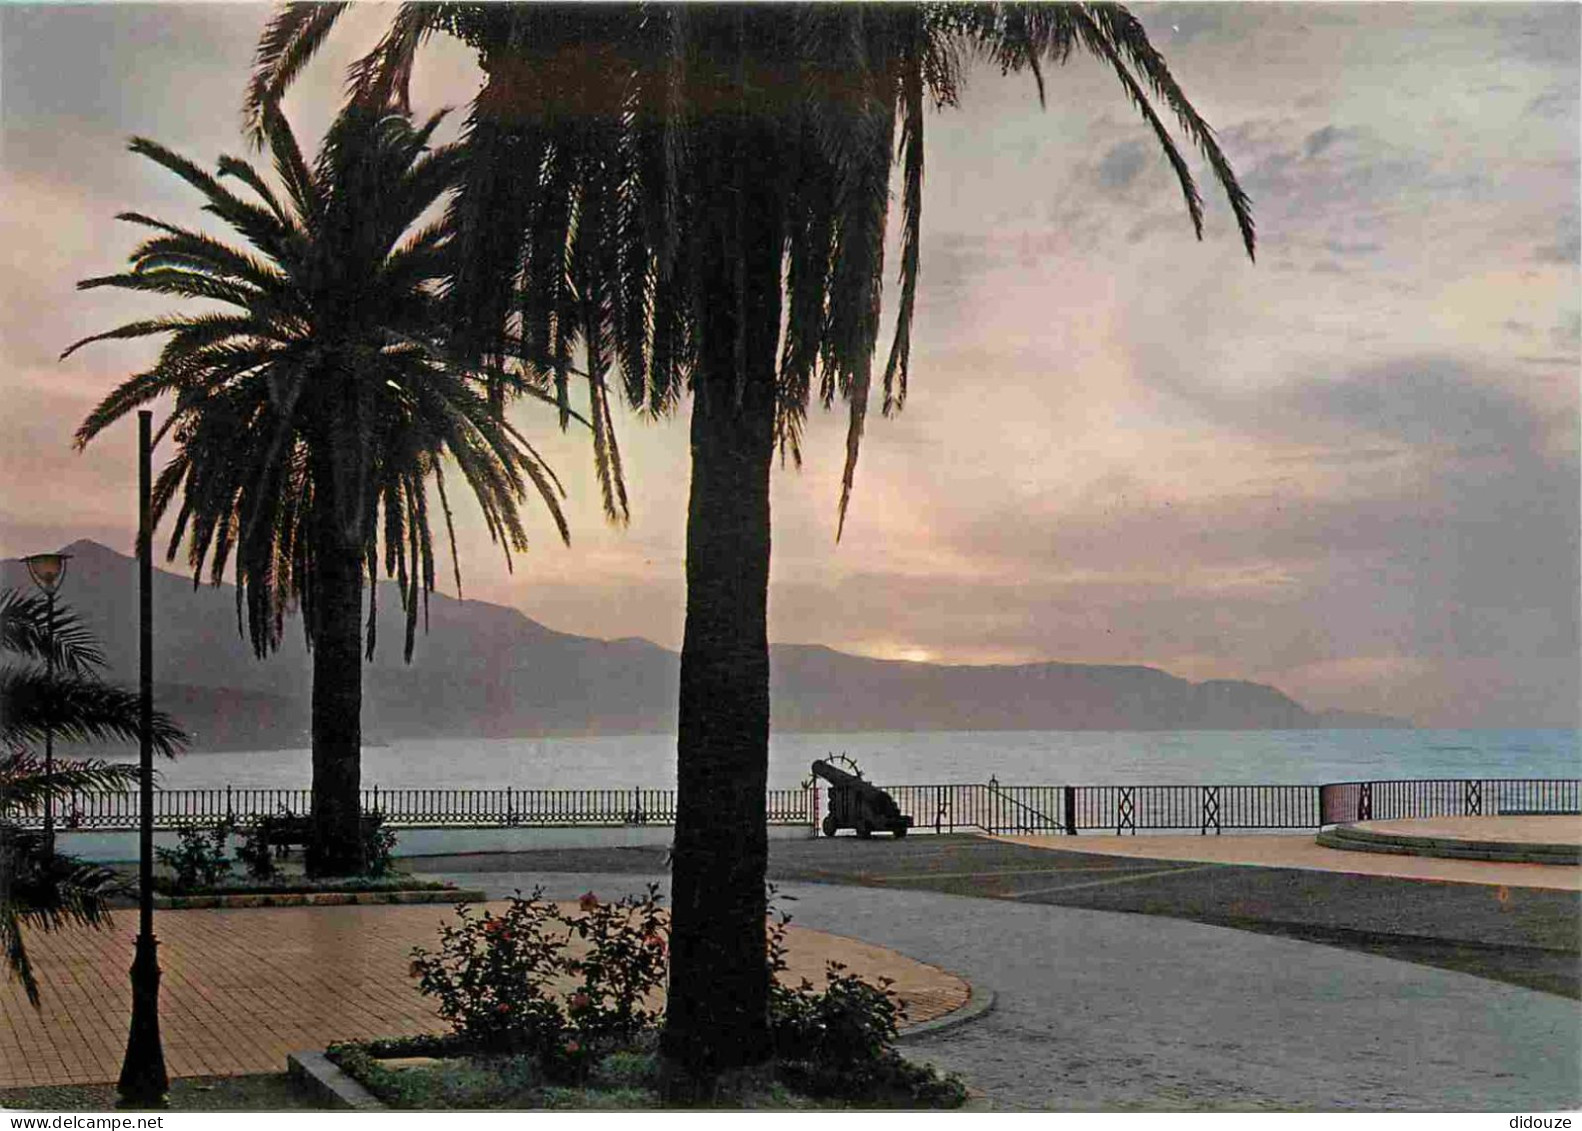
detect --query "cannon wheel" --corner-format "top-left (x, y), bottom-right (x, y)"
top-left (855, 818), bottom-right (873, 839)
top-left (822, 814), bottom-right (837, 838)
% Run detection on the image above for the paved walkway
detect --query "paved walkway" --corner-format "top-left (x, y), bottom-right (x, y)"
top-left (1358, 815), bottom-right (1582, 846)
top-left (426, 870), bottom-right (1582, 1111)
top-left (0, 899), bottom-right (966, 1089)
top-left (997, 826), bottom-right (1582, 891)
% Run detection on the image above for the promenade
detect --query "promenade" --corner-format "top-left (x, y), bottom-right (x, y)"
top-left (5, 821), bottom-right (1578, 1109)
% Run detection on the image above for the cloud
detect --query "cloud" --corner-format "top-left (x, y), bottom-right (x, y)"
top-left (1534, 210), bottom-right (1580, 264)
top-left (1097, 140), bottom-right (1150, 189)
top-left (1302, 124), bottom-right (1349, 159)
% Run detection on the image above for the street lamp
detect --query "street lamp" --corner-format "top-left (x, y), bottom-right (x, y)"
top-left (21, 551), bottom-right (71, 857)
top-left (118, 410), bottom-right (167, 1108)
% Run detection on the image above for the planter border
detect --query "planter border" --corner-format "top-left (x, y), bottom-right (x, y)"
top-left (155, 887), bottom-right (486, 910)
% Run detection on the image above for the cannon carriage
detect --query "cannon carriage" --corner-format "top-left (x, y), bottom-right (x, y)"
top-left (811, 757), bottom-right (913, 839)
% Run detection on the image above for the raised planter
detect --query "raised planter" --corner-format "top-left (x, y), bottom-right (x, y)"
top-left (155, 887), bottom-right (486, 910)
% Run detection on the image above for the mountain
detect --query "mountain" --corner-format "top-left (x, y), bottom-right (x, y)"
top-left (1, 540), bottom-right (1410, 751)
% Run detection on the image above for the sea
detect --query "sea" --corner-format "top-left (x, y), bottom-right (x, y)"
top-left (60, 728), bottom-right (1579, 860)
top-left (154, 727), bottom-right (1579, 791)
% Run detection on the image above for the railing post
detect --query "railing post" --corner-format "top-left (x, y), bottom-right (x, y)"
top-left (1064, 786), bottom-right (1078, 835)
top-left (1201, 786), bottom-right (1221, 836)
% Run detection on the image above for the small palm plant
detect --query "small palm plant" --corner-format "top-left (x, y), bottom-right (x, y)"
top-left (0, 587), bottom-right (185, 1006)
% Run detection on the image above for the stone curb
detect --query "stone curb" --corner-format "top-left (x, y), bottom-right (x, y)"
top-left (154, 888), bottom-right (487, 910)
top-left (287, 1050), bottom-right (386, 1111)
top-left (896, 982), bottom-right (996, 1043)
top-left (1317, 828), bottom-right (1581, 865)
top-left (287, 1043), bottom-right (995, 1112)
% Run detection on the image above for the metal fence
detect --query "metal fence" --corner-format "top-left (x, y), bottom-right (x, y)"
top-left (1318, 778), bottom-right (1581, 825)
top-left (11, 777), bottom-right (1578, 836)
top-left (22, 784), bottom-right (818, 832)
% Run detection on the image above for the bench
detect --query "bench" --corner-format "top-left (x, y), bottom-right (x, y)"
top-left (258, 813), bottom-right (382, 857)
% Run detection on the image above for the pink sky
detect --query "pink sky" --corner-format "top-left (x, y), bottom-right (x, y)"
top-left (2, 3), bottom-right (1577, 728)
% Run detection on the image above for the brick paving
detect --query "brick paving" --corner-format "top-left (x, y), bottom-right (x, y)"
top-left (1, 902), bottom-right (968, 1088)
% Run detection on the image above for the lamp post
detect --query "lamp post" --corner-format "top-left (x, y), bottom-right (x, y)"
top-left (20, 551), bottom-right (71, 857)
top-left (117, 409), bottom-right (167, 1108)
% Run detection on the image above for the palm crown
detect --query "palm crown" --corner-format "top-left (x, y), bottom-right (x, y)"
top-left (67, 103), bottom-right (571, 663)
top-left (248, 3), bottom-right (1255, 529)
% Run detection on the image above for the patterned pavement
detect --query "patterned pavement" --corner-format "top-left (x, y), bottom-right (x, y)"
top-left (1, 900), bottom-right (968, 1088)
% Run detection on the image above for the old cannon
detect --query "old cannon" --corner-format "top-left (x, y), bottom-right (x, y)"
top-left (811, 756), bottom-right (913, 839)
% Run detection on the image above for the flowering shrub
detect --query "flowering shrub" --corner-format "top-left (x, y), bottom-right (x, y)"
top-left (408, 885), bottom-right (669, 1068)
top-left (407, 890), bottom-right (570, 1055)
top-left (563, 885), bottom-right (668, 1045)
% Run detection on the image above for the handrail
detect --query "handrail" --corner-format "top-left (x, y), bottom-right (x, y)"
top-left (8, 778), bottom-right (1577, 836)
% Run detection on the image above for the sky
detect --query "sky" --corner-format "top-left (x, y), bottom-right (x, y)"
top-left (1, 2), bottom-right (1577, 729)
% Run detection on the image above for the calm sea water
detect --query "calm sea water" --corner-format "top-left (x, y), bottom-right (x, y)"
top-left (157, 728), bottom-right (1581, 791)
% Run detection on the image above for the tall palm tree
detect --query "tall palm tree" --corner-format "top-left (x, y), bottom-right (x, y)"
top-left (1, 587), bottom-right (184, 1006)
top-left (247, 2), bottom-right (1255, 1077)
top-left (67, 103), bottom-right (581, 875)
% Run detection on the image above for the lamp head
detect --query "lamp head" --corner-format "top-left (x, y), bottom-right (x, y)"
top-left (22, 552), bottom-right (71, 596)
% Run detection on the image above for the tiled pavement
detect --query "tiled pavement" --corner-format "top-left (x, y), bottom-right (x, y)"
top-left (1, 902), bottom-right (968, 1088)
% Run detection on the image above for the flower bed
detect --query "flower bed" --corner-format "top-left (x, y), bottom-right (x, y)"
top-left (322, 885), bottom-right (967, 1110)
top-left (326, 1032), bottom-right (965, 1110)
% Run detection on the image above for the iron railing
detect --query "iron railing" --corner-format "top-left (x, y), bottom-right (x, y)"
top-left (9, 778), bottom-right (1577, 836)
top-left (16, 784), bottom-right (818, 832)
top-left (1317, 778), bottom-right (1581, 825)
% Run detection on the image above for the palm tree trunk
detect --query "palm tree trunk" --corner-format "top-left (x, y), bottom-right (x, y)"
top-left (307, 524), bottom-right (365, 877)
top-left (661, 111), bottom-right (785, 1082)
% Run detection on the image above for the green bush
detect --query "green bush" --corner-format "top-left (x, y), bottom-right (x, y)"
top-left (361, 810), bottom-right (398, 877)
top-left (155, 820), bottom-right (234, 892)
top-left (234, 820), bottom-right (279, 881)
top-left (407, 886), bottom-right (669, 1070)
top-left (408, 891), bottom-right (571, 1057)
top-left (764, 887), bottom-right (967, 1107)
top-left (563, 886), bottom-right (668, 1046)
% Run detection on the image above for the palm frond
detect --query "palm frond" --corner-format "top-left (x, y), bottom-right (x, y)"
top-left (0, 822), bottom-right (127, 1007)
top-left (245, 2), bottom-right (352, 142)
top-left (0, 751), bottom-right (144, 812)
top-left (0, 669), bottom-right (186, 756)
top-left (0, 590), bottom-right (107, 676)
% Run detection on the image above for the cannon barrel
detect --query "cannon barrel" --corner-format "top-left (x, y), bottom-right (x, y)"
top-left (811, 758), bottom-right (867, 789)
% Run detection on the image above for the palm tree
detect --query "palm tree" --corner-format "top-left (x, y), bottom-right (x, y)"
top-left (246, 2), bottom-right (1255, 1078)
top-left (66, 103), bottom-right (581, 875)
top-left (1, 587), bottom-right (184, 1006)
